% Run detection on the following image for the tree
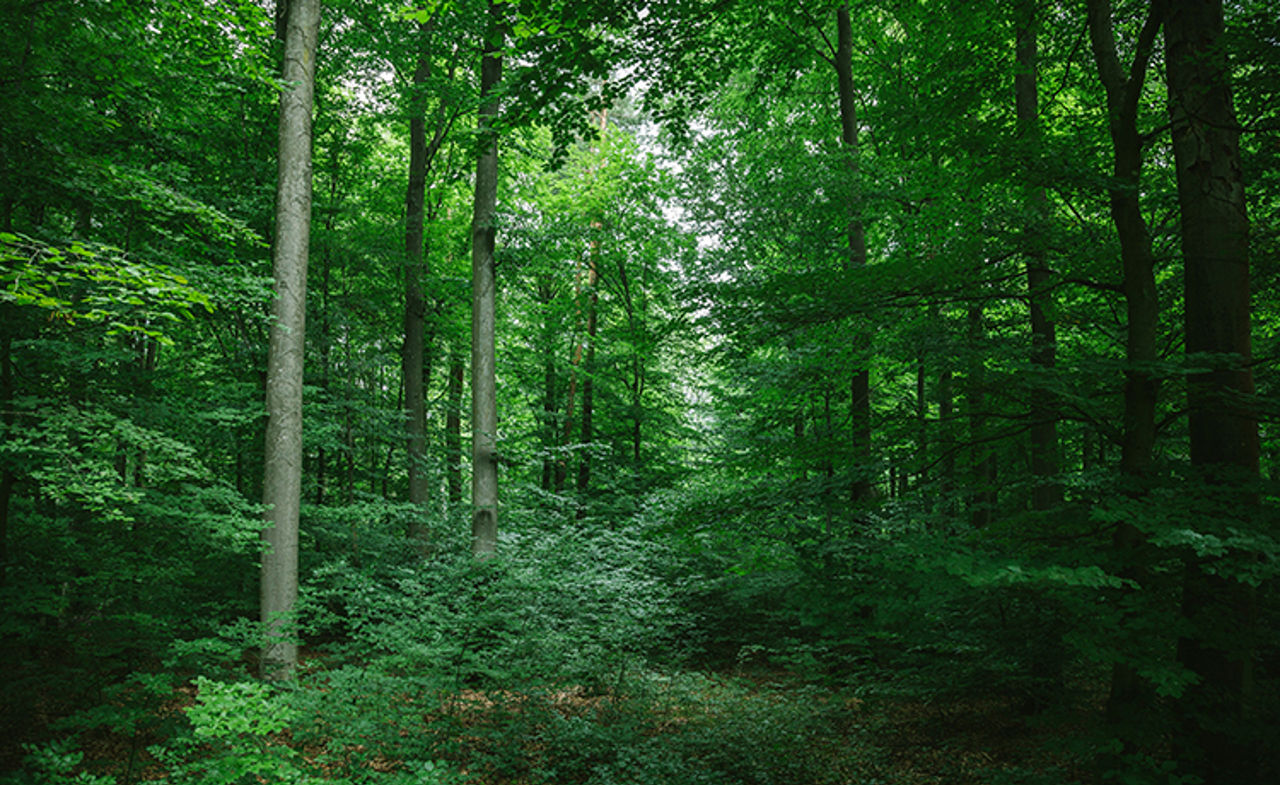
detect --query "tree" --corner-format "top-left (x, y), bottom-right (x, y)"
top-left (402, 17), bottom-right (464, 550)
top-left (1015, 0), bottom-right (1061, 512)
top-left (1165, 1), bottom-right (1260, 780)
top-left (470, 0), bottom-right (503, 558)
top-left (1085, 0), bottom-right (1166, 754)
top-left (835, 3), bottom-right (873, 504)
top-left (260, 0), bottom-right (322, 680)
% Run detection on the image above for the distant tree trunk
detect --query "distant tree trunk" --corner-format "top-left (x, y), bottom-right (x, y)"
top-left (966, 305), bottom-right (996, 528)
top-left (537, 283), bottom-right (557, 491)
top-left (470, 0), bottom-right (502, 558)
top-left (836, 3), bottom-right (872, 504)
top-left (1165, 2), bottom-right (1259, 780)
top-left (1086, 0), bottom-right (1165, 759)
top-left (260, 0), bottom-right (320, 681)
top-left (937, 364), bottom-right (955, 515)
top-left (0, 331), bottom-right (13, 587)
top-left (1016, 0), bottom-right (1061, 512)
top-left (403, 48), bottom-right (431, 548)
top-left (447, 349), bottom-right (464, 506)
top-left (575, 242), bottom-right (599, 512)
top-left (73, 201), bottom-right (91, 239)
top-left (915, 349), bottom-right (926, 491)
top-left (315, 170), bottom-right (335, 505)
top-left (616, 258), bottom-right (644, 467)
top-left (557, 270), bottom-right (587, 494)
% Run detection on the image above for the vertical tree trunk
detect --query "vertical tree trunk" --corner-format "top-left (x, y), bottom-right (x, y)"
top-left (1016, 0), bottom-right (1061, 512)
top-left (915, 349), bottom-right (926, 491)
top-left (0, 331), bottom-right (13, 587)
top-left (836, 4), bottom-right (872, 504)
top-left (470, 0), bottom-right (502, 558)
top-left (556, 267), bottom-right (587, 494)
top-left (616, 260), bottom-right (645, 469)
top-left (260, 0), bottom-right (321, 681)
top-left (575, 244), bottom-right (599, 512)
top-left (538, 283), bottom-right (557, 491)
top-left (966, 305), bottom-right (996, 528)
top-left (1086, 0), bottom-right (1165, 761)
top-left (1165, 2), bottom-right (1259, 780)
top-left (315, 166), bottom-right (336, 505)
top-left (447, 350), bottom-right (464, 506)
top-left (937, 364), bottom-right (955, 515)
top-left (403, 47), bottom-right (431, 547)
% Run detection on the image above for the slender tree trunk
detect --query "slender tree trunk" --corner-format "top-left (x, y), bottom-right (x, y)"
top-left (616, 259), bottom-right (644, 468)
top-left (315, 168), bottom-right (336, 505)
top-left (836, 4), bottom-right (872, 504)
top-left (0, 331), bottom-right (13, 587)
top-left (447, 350), bottom-right (464, 506)
top-left (938, 364), bottom-right (955, 515)
top-left (575, 244), bottom-right (599, 512)
top-left (403, 48), bottom-right (431, 547)
top-left (966, 305), bottom-right (996, 528)
top-left (915, 349), bottom-right (926, 491)
top-left (538, 283), bottom-right (557, 492)
top-left (1016, 0), bottom-right (1061, 511)
top-left (1165, 3), bottom-right (1259, 780)
top-left (73, 201), bottom-right (91, 239)
top-left (557, 272), bottom-right (586, 493)
top-left (260, 0), bottom-right (321, 681)
top-left (470, 0), bottom-right (502, 558)
top-left (1086, 0), bottom-right (1165, 760)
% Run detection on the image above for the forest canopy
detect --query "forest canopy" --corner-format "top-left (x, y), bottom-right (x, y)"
top-left (1, 0), bottom-right (1277, 784)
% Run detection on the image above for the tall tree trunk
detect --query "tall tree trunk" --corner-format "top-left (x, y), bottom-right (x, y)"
top-left (260, 0), bottom-right (321, 681)
top-left (0, 331), bottom-right (13, 587)
top-left (1016, 0), bottom-right (1061, 512)
top-left (538, 282), bottom-right (557, 492)
top-left (403, 48), bottom-right (431, 547)
top-left (1165, 2), bottom-right (1259, 780)
top-left (836, 4), bottom-right (872, 503)
top-left (315, 163), bottom-right (336, 505)
top-left (616, 258), bottom-right (644, 468)
top-left (575, 241), bottom-right (599, 512)
top-left (937, 364), bottom-right (955, 515)
top-left (966, 305), bottom-right (995, 528)
top-left (470, 0), bottom-right (502, 558)
top-left (915, 349), bottom-right (926, 492)
top-left (447, 349), bottom-right (464, 506)
top-left (557, 268), bottom-right (588, 493)
top-left (1086, 0), bottom-right (1165, 761)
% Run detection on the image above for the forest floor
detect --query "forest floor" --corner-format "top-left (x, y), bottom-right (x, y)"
top-left (30, 664), bottom-right (1093, 785)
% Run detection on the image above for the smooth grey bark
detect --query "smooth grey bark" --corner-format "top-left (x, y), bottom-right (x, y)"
top-left (260, 0), bottom-right (320, 681)
top-left (470, 0), bottom-right (502, 558)
top-left (835, 3), bottom-right (872, 504)
top-left (1165, 2), bottom-right (1259, 780)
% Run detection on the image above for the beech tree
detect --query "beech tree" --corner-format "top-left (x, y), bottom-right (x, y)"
top-left (1165, 1), bottom-right (1260, 779)
top-left (469, 0), bottom-right (502, 558)
top-left (260, 0), bottom-right (322, 680)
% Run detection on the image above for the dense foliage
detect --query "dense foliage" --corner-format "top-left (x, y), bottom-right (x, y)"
top-left (1, 0), bottom-right (1276, 784)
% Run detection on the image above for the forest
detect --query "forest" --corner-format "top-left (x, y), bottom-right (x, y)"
top-left (1, 0), bottom-right (1277, 783)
